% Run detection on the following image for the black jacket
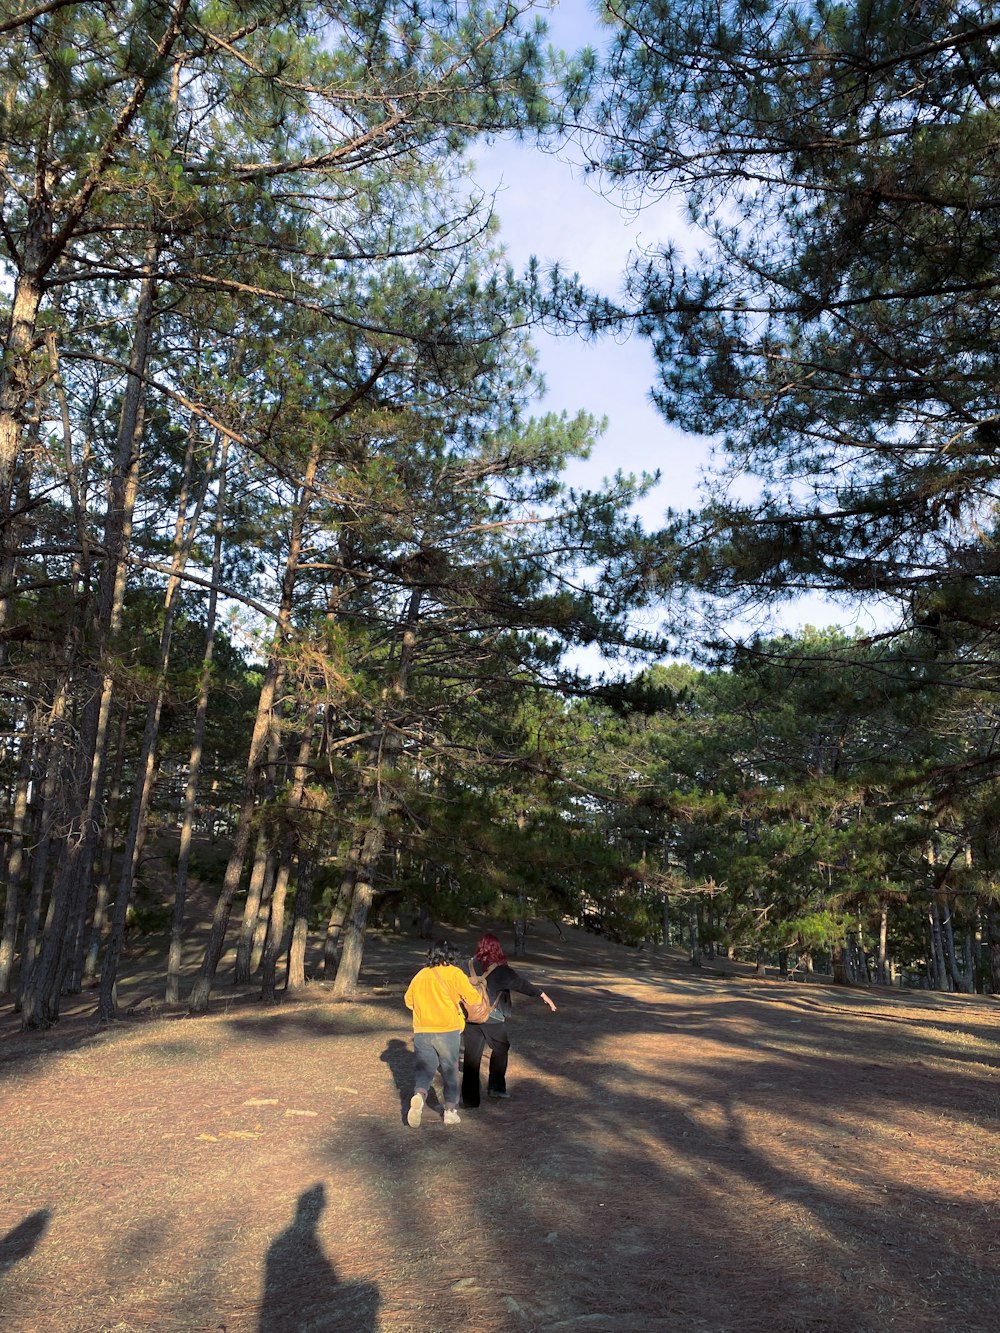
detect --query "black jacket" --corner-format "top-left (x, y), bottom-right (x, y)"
top-left (470, 958), bottom-right (542, 1021)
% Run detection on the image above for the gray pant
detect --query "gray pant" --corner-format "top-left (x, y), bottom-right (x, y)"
top-left (412, 1029), bottom-right (462, 1108)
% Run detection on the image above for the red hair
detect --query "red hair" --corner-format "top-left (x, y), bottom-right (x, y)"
top-left (474, 932), bottom-right (507, 968)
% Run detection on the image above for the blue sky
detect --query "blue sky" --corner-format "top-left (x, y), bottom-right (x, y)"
top-left (470, 138), bottom-right (702, 533)
top-left (469, 0), bottom-right (703, 536)
top-left (469, 118), bottom-right (701, 534)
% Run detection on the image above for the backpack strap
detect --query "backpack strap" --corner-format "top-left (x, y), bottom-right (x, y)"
top-left (429, 965), bottom-right (463, 1015)
top-left (469, 958), bottom-right (499, 981)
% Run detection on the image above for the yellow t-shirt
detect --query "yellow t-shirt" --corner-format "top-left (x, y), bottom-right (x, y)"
top-left (404, 964), bottom-right (483, 1034)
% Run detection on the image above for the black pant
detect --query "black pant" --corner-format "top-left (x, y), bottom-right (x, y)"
top-left (461, 1021), bottom-right (510, 1107)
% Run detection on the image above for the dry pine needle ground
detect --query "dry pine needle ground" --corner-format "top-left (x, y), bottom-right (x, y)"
top-left (1, 923), bottom-right (997, 1333)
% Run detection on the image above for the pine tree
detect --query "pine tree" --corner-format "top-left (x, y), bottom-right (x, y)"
top-left (592, 2), bottom-right (1000, 643)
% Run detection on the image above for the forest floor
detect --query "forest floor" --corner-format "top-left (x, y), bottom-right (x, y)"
top-left (0, 919), bottom-right (998, 1333)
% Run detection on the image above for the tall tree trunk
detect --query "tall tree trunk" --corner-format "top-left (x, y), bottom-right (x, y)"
top-left (513, 913), bottom-right (527, 958)
top-left (234, 724), bottom-right (283, 985)
top-left (937, 892), bottom-right (973, 994)
top-left (15, 701), bottom-right (69, 1010)
top-left (322, 869), bottom-right (355, 975)
top-left (876, 900), bottom-right (890, 986)
top-left (286, 860), bottom-right (316, 992)
top-left (849, 925), bottom-right (869, 984)
top-left (249, 849), bottom-right (278, 977)
top-left (188, 645), bottom-right (282, 1013)
top-left (417, 901), bottom-right (434, 940)
top-left (234, 831), bottom-right (273, 983)
top-left (260, 717), bottom-right (316, 1001)
top-left (0, 735), bottom-right (35, 992)
top-left (512, 815), bottom-right (528, 957)
top-left (332, 587), bottom-right (422, 999)
top-left (0, 258), bottom-right (45, 593)
top-left (189, 439), bottom-right (321, 1013)
top-left (689, 906), bottom-right (702, 968)
top-left (98, 420), bottom-right (214, 1020)
top-left (928, 899), bottom-right (951, 992)
top-left (963, 926), bottom-right (976, 994)
top-left (80, 708), bottom-right (130, 987)
top-left (832, 943), bottom-right (851, 986)
top-left (20, 251), bottom-right (157, 1027)
top-left (328, 825), bottom-right (385, 1000)
top-left (260, 853), bottom-right (294, 1004)
top-left (24, 337), bottom-right (95, 998)
top-left (167, 435), bottom-right (228, 1002)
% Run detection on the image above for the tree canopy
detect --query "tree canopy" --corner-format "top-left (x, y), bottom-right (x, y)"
top-left (3, 0), bottom-right (1000, 1027)
top-left (589, 0), bottom-right (1000, 650)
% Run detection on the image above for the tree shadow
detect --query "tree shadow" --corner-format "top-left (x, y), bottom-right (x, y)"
top-left (0, 1209), bottom-right (50, 1279)
top-left (260, 1184), bottom-right (378, 1332)
top-left (337, 963), bottom-right (1000, 1331)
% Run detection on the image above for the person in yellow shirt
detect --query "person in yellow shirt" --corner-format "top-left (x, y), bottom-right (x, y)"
top-left (403, 940), bottom-right (484, 1128)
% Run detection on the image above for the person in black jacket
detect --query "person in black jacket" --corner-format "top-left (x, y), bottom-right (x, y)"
top-left (460, 931), bottom-right (557, 1108)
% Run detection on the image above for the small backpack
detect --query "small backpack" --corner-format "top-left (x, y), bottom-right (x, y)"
top-left (462, 960), bottom-right (499, 1024)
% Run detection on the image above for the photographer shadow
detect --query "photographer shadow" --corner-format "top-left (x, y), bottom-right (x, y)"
top-left (260, 1184), bottom-right (378, 1332)
top-left (0, 1209), bottom-right (50, 1279)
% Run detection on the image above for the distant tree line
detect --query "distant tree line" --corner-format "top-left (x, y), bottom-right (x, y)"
top-left (571, 644), bottom-right (1000, 995)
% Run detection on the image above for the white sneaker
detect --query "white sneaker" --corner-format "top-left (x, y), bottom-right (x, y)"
top-left (443, 1107), bottom-right (461, 1125)
top-left (407, 1093), bottom-right (424, 1127)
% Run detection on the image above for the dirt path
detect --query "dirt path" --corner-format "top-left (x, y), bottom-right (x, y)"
top-left (1, 925), bottom-right (998, 1332)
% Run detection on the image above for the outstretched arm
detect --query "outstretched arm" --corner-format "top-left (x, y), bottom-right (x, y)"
top-left (539, 991), bottom-right (557, 1011)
